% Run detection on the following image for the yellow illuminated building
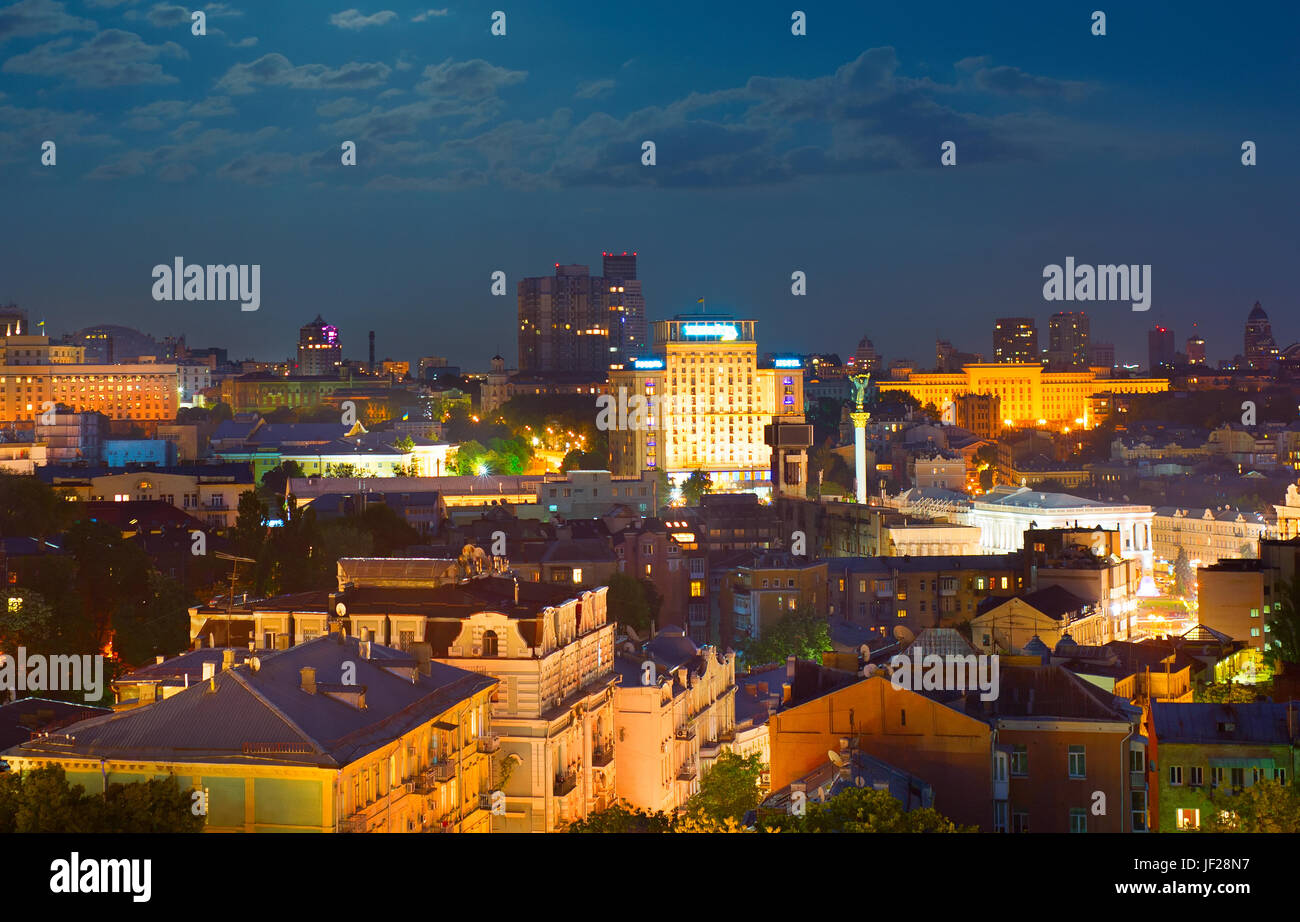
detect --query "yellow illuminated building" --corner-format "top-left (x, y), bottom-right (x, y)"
top-left (608, 314), bottom-right (803, 492)
top-left (876, 363), bottom-right (1167, 429)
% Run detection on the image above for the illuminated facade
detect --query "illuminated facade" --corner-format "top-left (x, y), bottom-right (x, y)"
top-left (608, 314), bottom-right (804, 492)
top-left (876, 363), bottom-right (1167, 430)
top-left (0, 364), bottom-right (179, 421)
top-left (297, 315), bottom-right (341, 377)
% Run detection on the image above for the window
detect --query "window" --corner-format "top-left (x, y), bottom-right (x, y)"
top-left (1010, 745), bottom-right (1028, 777)
top-left (690, 580), bottom-right (703, 598)
top-left (1068, 745), bottom-right (1086, 778)
top-left (1069, 808), bottom-right (1087, 833)
top-left (1211, 766), bottom-right (1224, 786)
top-left (1129, 749), bottom-right (1145, 773)
top-left (1168, 765), bottom-right (1183, 786)
top-left (1131, 791), bottom-right (1147, 831)
top-left (993, 801), bottom-right (1007, 833)
top-left (481, 630), bottom-right (498, 657)
top-left (1230, 767), bottom-right (1244, 789)
top-left (1176, 808), bottom-right (1200, 830)
top-left (1011, 811), bottom-right (1029, 833)
top-left (1275, 768), bottom-right (1288, 784)
top-left (1189, 765), bottom-right (1203, 786)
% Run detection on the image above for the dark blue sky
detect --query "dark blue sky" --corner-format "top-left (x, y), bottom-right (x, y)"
top-left (1, 0), bottom-right (1296, 369)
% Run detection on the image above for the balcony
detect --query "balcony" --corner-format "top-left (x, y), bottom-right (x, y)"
top-left (1131, 771), bottom-right (1147, 790)
top-left (676, 760), bottom-right (698, 782)
top-left (718, 729), bottom-right (736, 743)
top-left (553, 771), bottom-right (578, 797)
top-left (699, 740), bottom-right (721, 759)
top-left (339, 815), bottom-right (368, 834)
top-left (592, 745), bottom-right (614, 767)
top-left (476, 733), bottom-right (500, 754)
top-left (413, 761), bottom-right (456, 793)
top-left (675, 725), bottom-right (696, 741)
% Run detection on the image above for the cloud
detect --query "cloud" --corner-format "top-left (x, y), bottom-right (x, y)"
top-left (315, 95), bottom-right (366, 117)
top-left (125, 94), bottom-right (235, 129)
top-left (216, 52), bottom-right (391, 93)
top-left (574, 78), bottom-right (614, 100)
top-left (970, 64), bottom-right (1094, 99)
top-left (3, 29), bottom-right (185, 87)
top-left (411, 8), bottom-right (448, 21)
top-left (143, 3), bottom-right (190, 28)
top-left (0, 0), bottom-right (95, 43)
top-left (329, 8), bottom-right (397, 30)
top-left (414, 57), bottom-right (525, 100)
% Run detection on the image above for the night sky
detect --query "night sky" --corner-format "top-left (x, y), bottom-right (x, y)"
top-left (1, 0), bottom-right (1296, 369)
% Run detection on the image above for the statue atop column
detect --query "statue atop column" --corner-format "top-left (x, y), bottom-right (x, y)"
top-left (850, 373), bottom-right (872, 413)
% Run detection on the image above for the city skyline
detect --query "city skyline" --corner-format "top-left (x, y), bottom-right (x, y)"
top-left (0, 0), bottom-right (1296, 369)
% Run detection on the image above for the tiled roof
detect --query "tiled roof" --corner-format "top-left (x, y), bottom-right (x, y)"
top-left (6, 635), bottom-right (496, 768)
top-left (1151, 701), bottom-right (1300, 746)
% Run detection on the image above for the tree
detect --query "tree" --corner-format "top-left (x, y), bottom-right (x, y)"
top-left (0, 765), bottom-right (202, 833)
top-left (0, 474), bottom-right (72, 539)
top-left (792, 786), bottom-right (971, 833)
top-left (1201, 780), bottom-right (1300, 833)
top-left (1195, 682), bottom-right (1261, 704)
top-left (561, 448), bottom-right (604, 472)
top-left (639, 578), bottom-right (664, 628)
top-left (681, 470), bottom-right (713, 506)
top-left (63, 520), bottom-right (152, 652)
top-left (1173, 546), bottom-right (1194, 599)
top-left (567, 802), bottom-right (674, 833)
top-left (741, 604), bottom-right (831, 667)
top-left (325, 463), bottom-right (360, 478)
top-left (356, 503), bottom-right (420, 555)
top-left (233, 490), bottom-right (268, 561)
top-left (0, 589), bottom-right (56, 654)
top-left (606, 572), bottom-right (652, 633)
top-left (112, 571), bottom-right (191, 668)
top-left (1263, 578), bottom-right (1300, 670)
top-left (684, 751), bottom-right (763, 824)
top-left (393, 434), bottom-right (415, 453)
top-left (260, 460), bottom-right (305, 499)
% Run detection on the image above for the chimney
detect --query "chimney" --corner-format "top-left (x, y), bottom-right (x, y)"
top-left (222, 649), bottom-right (235, 671)
top-left (513, 577), bottom-right (520, 605)
top-left (155, 655), bottom-right (165, 665)
top-left (300, 667), bottom-right (317, 694)
top-left (201, 661), bottom-right (216, 681)
top-left (756, 682), bottom-right (769, 696)
top-left (412, 642), bottom-right (432, 676)
top-left (787, 654), bottom-right (797, 680)
top-left (360, 639), bottom-right (371, 660)
top-left (361, 627), bottom-right (372, 643)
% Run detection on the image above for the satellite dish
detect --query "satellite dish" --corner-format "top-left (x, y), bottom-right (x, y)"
top-left (827, 750), bottom-right (845, 767)
top-left (335, 602), bottom-right (347, 617)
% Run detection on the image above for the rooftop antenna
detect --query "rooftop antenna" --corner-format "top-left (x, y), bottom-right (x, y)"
top-left (214, 551), bottom-right (256, 648)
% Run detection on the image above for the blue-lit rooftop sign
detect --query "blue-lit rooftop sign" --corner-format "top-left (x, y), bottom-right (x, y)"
top-left (682, 322), bottom-right (739, 341)
top-left (632, 358), bottom-right (665, 369)
top-left (773, 358), bottom-right (802, 368)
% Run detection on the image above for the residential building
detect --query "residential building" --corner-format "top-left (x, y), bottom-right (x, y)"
top-left (612, 628), bottom-right (737, 813)
top-left (1046, 311), bottom-right (1090, 369)
top-left (3, 634), bottom-right (498, 833)
top-left (1146, 701), bottom-right (1300, 831)
top-left (993, 318), bottom-right (1038, 364)
top-left (296, 316), bottom-right (342, 377)
top-left (1153, 506), bottom-right (1268, 565)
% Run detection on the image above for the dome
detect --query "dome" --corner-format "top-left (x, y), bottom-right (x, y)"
top-left (1248, 301), bottom-right (1268, 321)
top-left (1023, 634), bottom-right (1050, 664)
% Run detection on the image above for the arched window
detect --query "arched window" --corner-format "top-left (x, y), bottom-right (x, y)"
top-left (481, 630), bottom-right (499, 657)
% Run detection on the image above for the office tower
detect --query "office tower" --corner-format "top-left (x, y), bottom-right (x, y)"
top-left (601, 251), bottom-right (646, 360)
top-left (993, 318), bottom-right (1038, 363)
top-left (1047, 311), bottom-right (1090, 369)
top-left (608, 314), bottom-right (803, 494)
top-left (1147, 325), bottom-right (1176, 372)
top-left (1186, 324), bottom-right (1207, 366)
top-left (1088, 342), bottom-right (1115, 368)
top-left (297, 315), bottom-right (341, 376)
top-left (1244, 302), bottom-right (1278, 371)
top-left (936, 339), bottom-right (982, 372)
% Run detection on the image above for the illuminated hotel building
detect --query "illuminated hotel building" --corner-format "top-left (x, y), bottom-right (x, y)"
top-left (608, 314), bottom-right (804, 493)
top-left (875, 363), bottom-right (1167, 430)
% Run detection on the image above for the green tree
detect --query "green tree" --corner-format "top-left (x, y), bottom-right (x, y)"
top-left (112, 571), bottom-right (191, 669)
top-left (684, 751), bottom-right (763, 824)
top-left (1173, 546), bottom-right (1194, 599)
top-left (567, 802), bottom-right (674, 833)
top-left (1201, 779), bottom-right (1300, 833)
top-left (63, 520), bottom-right (152, 652)
top-left (233, 489), bottom-right (268, 561)
top-left (741, 604), bottom-right (831, 667)
top-left (1195, 682), bottom-right (1261, 704)
top-left (356, 503), bottom-right (420, 555)
top-left (681, 470), bottom-right (713, 506)
top-left (793, 786), bottom-right (971, 833)
top-left (0, 474), bottom-right (72, 539)
top-left (1263, 578), bottom-right (1300, 670)
top-left (0, 765), bottom-right (203, 833)
top-left (260, 460), bottom-right (305, 499)
top-left (561, 448), bottom-right (604, 472)
top-left (393, 434), bottom-right (415, 453)
top-left (606, 571), bottom-right (652, 633)
top-left (0, 588), bottom-right (56, 654)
